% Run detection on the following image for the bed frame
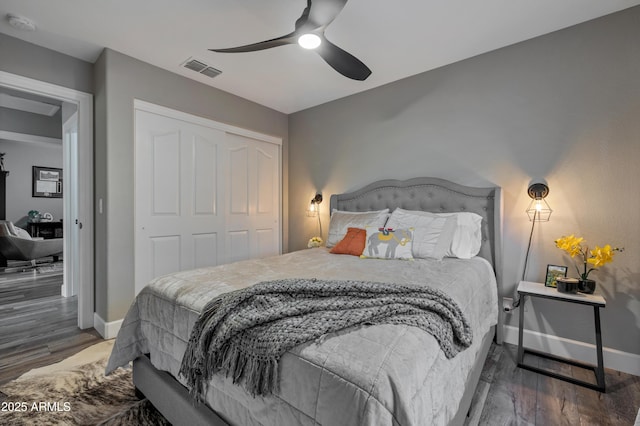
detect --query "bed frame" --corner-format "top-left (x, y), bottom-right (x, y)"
top-left (133, 176), bottom-right (503, 426)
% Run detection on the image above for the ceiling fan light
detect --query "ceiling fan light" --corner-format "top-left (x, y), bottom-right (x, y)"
top-left (298, 33), bottom-right (321, 50)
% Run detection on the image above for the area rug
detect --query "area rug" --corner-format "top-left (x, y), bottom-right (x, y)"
top-left (0, 341), bottom-right (169, 425)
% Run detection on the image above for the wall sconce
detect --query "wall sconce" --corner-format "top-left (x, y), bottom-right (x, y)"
top-left (520, 181), bottom-right (551, 293)
top-left (526, 182), bottom-right (552, 222)
top-left (307, 193), bottom-right (323, 217)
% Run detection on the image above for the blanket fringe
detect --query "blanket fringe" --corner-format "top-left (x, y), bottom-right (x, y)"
top-left (189, 343), bottom-right (280, 398)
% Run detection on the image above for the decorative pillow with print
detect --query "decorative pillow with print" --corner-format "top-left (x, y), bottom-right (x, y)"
top-left (361, 227), bottom-right (414, 260)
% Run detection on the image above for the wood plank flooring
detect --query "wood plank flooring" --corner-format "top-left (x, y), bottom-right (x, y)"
top-left (470, 343), bottom-right (640, 425)
top-left (0, 266), bottom-right (64, 306)
top-left (0, 267), bottom-right (103, 385)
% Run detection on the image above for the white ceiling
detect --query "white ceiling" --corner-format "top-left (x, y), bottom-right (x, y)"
top-left (1, 0), bottom-right (639, 114)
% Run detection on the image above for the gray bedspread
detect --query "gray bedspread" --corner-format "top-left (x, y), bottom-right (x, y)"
top-left (181, 278), bottom-right (473, 400)
top-left (107, 248), bottom-right (498, 426)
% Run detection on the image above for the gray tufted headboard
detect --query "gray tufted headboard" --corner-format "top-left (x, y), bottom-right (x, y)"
top-left (330, 177), bottom-right (503, 285)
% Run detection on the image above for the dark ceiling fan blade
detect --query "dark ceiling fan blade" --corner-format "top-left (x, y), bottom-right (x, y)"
top-left (210, 32), bottom-right (296, 53)
top-left (294, 0), bottom-right (313, 31)
top-left (306, 0), bottom-right (349, 28)
top-left (316, 37), bottom-right (371, 81)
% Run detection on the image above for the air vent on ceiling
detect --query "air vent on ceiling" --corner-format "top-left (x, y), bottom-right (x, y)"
top-left (182, 57), bottom-right (222, 79)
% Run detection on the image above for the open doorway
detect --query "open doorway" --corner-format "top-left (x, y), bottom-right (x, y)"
top-left (0, 88), bottom-right (65, 271)
top-left (0, 71), bottom-right (93, 329)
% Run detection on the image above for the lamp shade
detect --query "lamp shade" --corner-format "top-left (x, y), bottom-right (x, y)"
top-left (526, 182), bottom-right (552, 221)
top-left (307, 193), bottom-right (323, 217)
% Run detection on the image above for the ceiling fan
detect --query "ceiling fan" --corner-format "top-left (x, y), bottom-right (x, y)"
top-left (210, 0), bottom-right (372, 81)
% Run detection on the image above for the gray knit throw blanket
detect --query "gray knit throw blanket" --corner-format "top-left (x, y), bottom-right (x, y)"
top-left (179, 278), bottom-right (472, 401)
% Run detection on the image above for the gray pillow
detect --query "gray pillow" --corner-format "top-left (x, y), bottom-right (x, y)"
top-left (327, 209), bottom-right (389, 248)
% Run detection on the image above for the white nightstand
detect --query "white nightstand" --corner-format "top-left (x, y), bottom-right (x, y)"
top-left (516, 280), bottom-right (606, 392)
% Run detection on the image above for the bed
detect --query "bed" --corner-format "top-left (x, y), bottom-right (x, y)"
top-left (106, 177), bottom-right (503, 426)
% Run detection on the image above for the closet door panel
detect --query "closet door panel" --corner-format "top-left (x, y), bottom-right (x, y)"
top-left (151, 131), bottom-right (181, 216)
top-left (225, 133), bottom-right (280, 261)
top-left (193, 233), bottom-right (218, 269)
top-left (192, 136), bottom-right (218, 216)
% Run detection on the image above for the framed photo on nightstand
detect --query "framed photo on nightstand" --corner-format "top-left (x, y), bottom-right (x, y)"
top-left (545, 264), bottom-right (568, 288)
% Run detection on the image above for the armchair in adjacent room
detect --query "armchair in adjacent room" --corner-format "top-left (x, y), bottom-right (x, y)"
top-left (0, 220), bottom-right (63, 264)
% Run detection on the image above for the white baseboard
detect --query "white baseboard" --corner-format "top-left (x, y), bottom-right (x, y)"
top-left (93, 312), bottom-right (123, 339)
top-left (504, 325), bottom-right (640, 377)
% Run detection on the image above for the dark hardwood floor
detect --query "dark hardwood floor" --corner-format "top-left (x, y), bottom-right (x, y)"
top-left (469, 343), bottom-right (640, 425)
top-left (0, 265), bottom-right (103, 385)
top-left (0, 264), bottom-right (64, 306)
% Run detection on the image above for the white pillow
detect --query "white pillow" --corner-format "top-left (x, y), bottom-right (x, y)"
top-left (361, 227), bottom-right (414, 260)
top-left (5, 221), bottom-right (19, 236)
top-left (386, 208), bottom-right (457, 260)
top-left (327, 209), bottom-right (389, 248)
top-left (14, 227), bottom-right (32, 240)
top-left (432, 212), bottom-right (483, 259)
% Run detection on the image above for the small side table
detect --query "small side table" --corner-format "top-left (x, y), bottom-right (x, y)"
top-left (517, 280), bottom-right (606, 392)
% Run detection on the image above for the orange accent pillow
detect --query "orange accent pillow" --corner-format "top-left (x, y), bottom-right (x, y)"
top-left (330, 227), bottom-right (366, 256)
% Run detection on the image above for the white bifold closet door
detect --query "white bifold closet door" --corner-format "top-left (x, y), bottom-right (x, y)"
top-left (224, 132), bottom-right (280, 264)
top-left (134, 108), bottom-right (280, 295)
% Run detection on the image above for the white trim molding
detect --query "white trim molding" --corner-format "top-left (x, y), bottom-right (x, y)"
top-left (504, 325), bottom-right (640, 377)
top-left (93, 312), bottom-right (123, 339)
top-left (133, 99), bottom-right (283, 146)
top-left (0, 130), bottom-right (62, 147)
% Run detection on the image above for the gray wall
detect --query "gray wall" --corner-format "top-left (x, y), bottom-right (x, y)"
top-left (0, 140), bottom-right (63, 223)
top-left (289, 7), bottom-right (640, 356)
top-left (0, 33), bottom-right (93, 94)
top-left (0, 106), bottom-right (64, 222)
top-left (94, 49), bottom-right (289, 322)
top-left (0, 105), bottom-right (64, 222)
top-left (0, 107), bottom-right (62, 138)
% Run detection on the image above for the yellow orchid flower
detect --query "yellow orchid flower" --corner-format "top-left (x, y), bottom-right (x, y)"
top-left (555, 236), bottom-right (624, 281)
top-left (555, 235), bottom-right (584, 258)
top-left (587, 245), bottom-right (615, 268)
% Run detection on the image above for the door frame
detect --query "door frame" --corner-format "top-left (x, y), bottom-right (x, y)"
top-left (0, 71), bottom-right (94, 329)
top-left (61, 109), bottom-right (78, 298)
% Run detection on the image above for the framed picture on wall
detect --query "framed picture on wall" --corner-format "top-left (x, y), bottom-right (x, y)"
top-left (32, 166), bottom-right (63, 198)
top-left (545, 264), bottom-right (568, 288)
